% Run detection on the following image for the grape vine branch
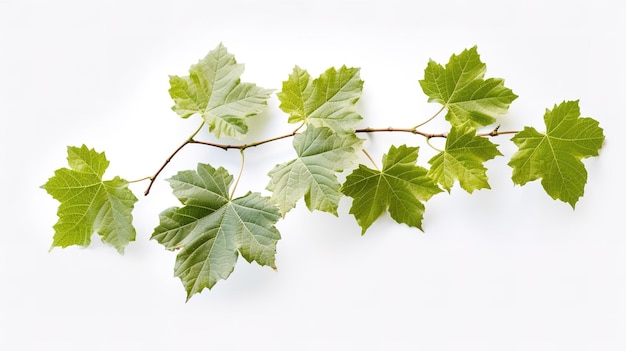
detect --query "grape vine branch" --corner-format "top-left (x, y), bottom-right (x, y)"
top-left (42, 43), bottom-right (605, 300)
top-left (141, 111), bottom-right (519, 196)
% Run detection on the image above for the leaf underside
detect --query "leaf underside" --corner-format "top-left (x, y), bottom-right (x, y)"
top-left (169, 43), bottom-right (274, 139)
top-left (278, 65), bottom-right (363, 132)
top-left (266, 126), bottom-right (363, 216)
top-left (151, 163), bottom-right (281, 300)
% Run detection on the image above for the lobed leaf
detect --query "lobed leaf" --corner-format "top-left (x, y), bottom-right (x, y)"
top-left (151, 163), bottom-right (281, 300)
top-left (41, 145), bottom-right (137, 253)
top-left (341, 145), bottom-right (443, 234)
top-left (508, 100), bottom-right (604, 207)
top-left (266, 126), bottom-right (363, 216)
top-left (169, 43), bottom-right (274, 139)
top-left (419, 46), bottom-right (518, 127)
top-left (278, 65), bottom-right (363, 132)
top-left (428, 122), bottom-right (502, 193)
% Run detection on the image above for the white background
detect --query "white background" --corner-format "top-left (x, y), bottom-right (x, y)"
top-left (1, 0), bottom-right (625, 350)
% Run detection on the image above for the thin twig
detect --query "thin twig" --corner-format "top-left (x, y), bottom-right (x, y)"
top-left (190, 128), bottom-right (299, 150)
top-left (143, 139), bottom-right (191, 195)
top-left (142, 120), bottom-right (519, 196)
top-left (355, 127), bottom-right (447, 139)
top-left (144, 122), bottom-right (205, 195)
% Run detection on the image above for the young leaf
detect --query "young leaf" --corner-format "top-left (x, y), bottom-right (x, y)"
top-left (151, 164), bottom-right (281, 300)
top-left (427, 122), bottom-right (502, 193)
top-left (41, 145), bottom-right (137, 253)
top-left (419, 46), bottom-right (518, 127)
top-left (508, 100), bottom-right (604, 208)
top-left (278, 65), bottom-right (363, 132)
top-left (168, 43), bottom-right (273, 139)
top-left (266, 126), bottom-right (363, 216)
top-left (341, 145), bottom-right (443, 234)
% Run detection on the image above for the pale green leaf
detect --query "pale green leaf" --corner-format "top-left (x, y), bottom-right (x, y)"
top-left (341, 145), bottom-right (443, 234)
top-left (266, 126), bottom-right (363, 216)
top-left (427, 122), bottom-right (502, 193)
top-left (509, 100), bottom-right (604, 207)
top-left (278, 65), bottom-right (363, 132)
top-left (419, 46), bottom-right (518, 127)
top-left (169, 43), bottom-right (273, 139)
top-left (151, 163), bottom-right (281, 300)
top-left (41, 145), bottom-right (137, 253)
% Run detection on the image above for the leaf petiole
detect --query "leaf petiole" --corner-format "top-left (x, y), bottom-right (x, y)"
top-left (362, 149), bottom-right (380, 170)
top-left (230, 149), bottom-right (246, 200)
top-left (412, 105), bottom-right (446, 130)
top-left (426, 136), bottom-right (444, 152)
top-left (189, 121), bottom-right (206, 140)
top-left (127, 176), bottom-right (152, 184)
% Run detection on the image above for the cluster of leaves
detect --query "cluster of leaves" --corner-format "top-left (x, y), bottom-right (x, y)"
top-left (42, 43), bottom-right (605, 300)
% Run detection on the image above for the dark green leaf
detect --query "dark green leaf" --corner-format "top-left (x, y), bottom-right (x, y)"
top-left (341, 145), bottom-right (442, 234)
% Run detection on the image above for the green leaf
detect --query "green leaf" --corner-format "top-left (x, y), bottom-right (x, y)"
top-left (341, 145), bottom-right (443, 234)
top-left (508, 100), bottom-right (604, 207)
top-left (151, 163), bottom-right (281, 300)
top-left (427, 122), bottom-right (502, 193)
top-left (168, 43), bottom-right (273, 139)
top-left (419, 46), bottom-right (518, 127)
top-left (266, 126), bottom-right (363, 216)
top-left (41, 145), bottom-right (137, 253)
top-left (278, 65), bottom-right (363, 132)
